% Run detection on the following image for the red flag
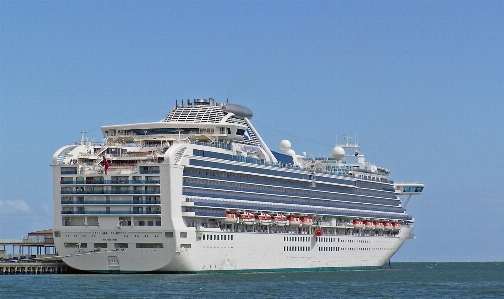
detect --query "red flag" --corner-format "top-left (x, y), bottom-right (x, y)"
top-left (102, 156), bottom-right (110, 173)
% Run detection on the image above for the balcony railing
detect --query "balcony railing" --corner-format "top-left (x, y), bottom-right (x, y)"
top-left (60, 180), bottom-right (160, 185)
top-left (61, 200), bottom-right (160, 205)
top-left (61, 190), bottom-right (160, 195)
top-left (61, 211), bottom-right (161, 215)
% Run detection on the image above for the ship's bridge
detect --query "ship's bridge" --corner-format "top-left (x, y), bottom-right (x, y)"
top-left (394, 183), bottom-right (423, 209)
top-left (394, 183), bottom-right (424, 195)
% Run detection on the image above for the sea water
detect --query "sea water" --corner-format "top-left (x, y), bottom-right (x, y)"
top-left (1, 262), bottom-right (503, 298)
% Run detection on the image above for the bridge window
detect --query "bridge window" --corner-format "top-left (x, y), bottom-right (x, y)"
top-left (403, 186), bottom-right (423, 192)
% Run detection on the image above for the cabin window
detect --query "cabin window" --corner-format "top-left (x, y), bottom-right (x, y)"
top-left (114, 243), bottom-right (128, 249)
top-left (94, 243), bottom-right (107, 249)
top-left (136, 243), bottom-right (163, 248)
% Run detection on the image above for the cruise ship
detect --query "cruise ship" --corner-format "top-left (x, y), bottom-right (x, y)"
top-left (52, 98), bottom-right (424, 273)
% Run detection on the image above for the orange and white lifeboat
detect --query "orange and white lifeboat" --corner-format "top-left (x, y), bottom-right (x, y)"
top-left (353, 219), bottom-right (364, 229)
top-left (364, 220), bottom-right (375, 230)
top-left (374, 221), bottom-right (384, 230)
top-left (288, 216), bottom-right (301, 226)
top-left (223, 213), bottom-right (239, 224)
top-left (300, 217), bottom-right (313, 227)
top-left (240, 212), bottom-right (256, 225)
top-left (273, 214), bottom-right (288, 226)
top-left (383, 222), bottom-right (392, 230)
top-left (391, 222), bottom-right (401, 231)
top-left (257, 212), bottom-right (273, 226)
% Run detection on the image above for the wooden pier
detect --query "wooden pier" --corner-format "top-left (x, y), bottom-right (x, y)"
top-left (0, 260), bottom-right (72, 275)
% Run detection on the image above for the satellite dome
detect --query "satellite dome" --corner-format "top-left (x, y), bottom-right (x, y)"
top-left (279, 140), bottom-right (291, 152)
top-left (331, 146), bottom-right (345, 161)
top-left (222, 104), bottom-right (253, 119)
top-left (286, 149), bottom-right (296, 156)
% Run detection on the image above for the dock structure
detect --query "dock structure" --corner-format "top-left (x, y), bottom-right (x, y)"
top-left (0, 261), bottom-right (72, 275)
top-left (0, 229), bottom-right (75, 275)
top-left (0, 230), bottom-right (56, 257)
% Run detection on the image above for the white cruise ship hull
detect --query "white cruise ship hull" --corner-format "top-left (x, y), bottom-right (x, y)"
top-left (55, 226), bottom-right (412, 273)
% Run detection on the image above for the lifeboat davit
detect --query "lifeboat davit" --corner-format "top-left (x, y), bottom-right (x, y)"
top-left (257, 212), bottom-right (273, 226)
top-left (288, 216), bottom-right (301, 226)
top-left (383, 222), bottom-right (392, 230)
top-left (392, 222), bottom-right (401, 231)
top-left (240, 212), bottom-right (256, 225)
top-left (374, 221), bottom-right (384, 230)
top-left (300, 217), bottom-right (313, 227)
top-left (273, 214), bottom-right (288, 226)
top-left (352, 219), bottom-right (364, 229)
top-left (223, 213), bottom-right (239, 224)
top-left (364, 220), bottom-right (375, 230)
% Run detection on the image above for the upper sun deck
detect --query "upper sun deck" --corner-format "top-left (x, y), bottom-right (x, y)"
top-left (100, 99), bottom-right (259, 145)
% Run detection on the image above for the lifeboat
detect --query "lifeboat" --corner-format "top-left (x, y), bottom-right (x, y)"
top-left (391, 222), bottom-right (401, 231)
top-left (288, 216), bottom-right (301, 226)
top-left (314, 229), bottom-right (323, 236)
top-left (383, 222), bottom-right (392, 230)
top-left (223, 213), bottom-right (239, 224)
top-left (300, 217), bottom-right (313, 227)
top-left (240, 212), bottom-right (256, 225)
top-left (352, 219), bottom-right (364, 229)
top-left (273, 214), bottom-right (288, 226)
top-left (374, 221), bottom-right (384, 230)
top-left (364, 220), bottom-right (375, 230)
top-left (257, 212), bottom-right (273, 226)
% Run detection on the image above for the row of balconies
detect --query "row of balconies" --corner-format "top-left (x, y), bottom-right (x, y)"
top-left (61, 200), bottom-right (161, 205)
top-left (61, 190), bottom-right (160, 195)
top-left (60, 166), bottom-right (159, 175)
top-left (61, 207), bottom-right (160, 215)
top-left (60, 179), bottom-right (160, 184)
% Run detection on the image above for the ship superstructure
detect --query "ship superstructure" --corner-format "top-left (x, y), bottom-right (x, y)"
top-left (52, 98), bottom-right (423, 273)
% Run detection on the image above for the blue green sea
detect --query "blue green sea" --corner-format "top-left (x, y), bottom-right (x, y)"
top-left (1, 262), bottom-right (503, 298)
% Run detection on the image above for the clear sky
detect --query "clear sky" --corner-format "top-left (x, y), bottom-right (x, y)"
top-left (1, 0), bottom-right (503, 262)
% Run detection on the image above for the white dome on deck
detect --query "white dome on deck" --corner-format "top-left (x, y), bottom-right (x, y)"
top-left (280, 140), bottom-right (291, 153)
top-left (331, 146), bottom-right (345, 161)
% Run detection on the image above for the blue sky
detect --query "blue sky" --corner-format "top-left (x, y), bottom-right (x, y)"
top-left (1, 0), bottom-right (503, 262)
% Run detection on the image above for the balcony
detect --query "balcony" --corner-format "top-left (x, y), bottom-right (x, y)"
top-left (61, 200), bottom-right (160, 205)
top-left (61, 210), bottom-right (161, 215)
top-left (60, 179), bottom-right (160, 185)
